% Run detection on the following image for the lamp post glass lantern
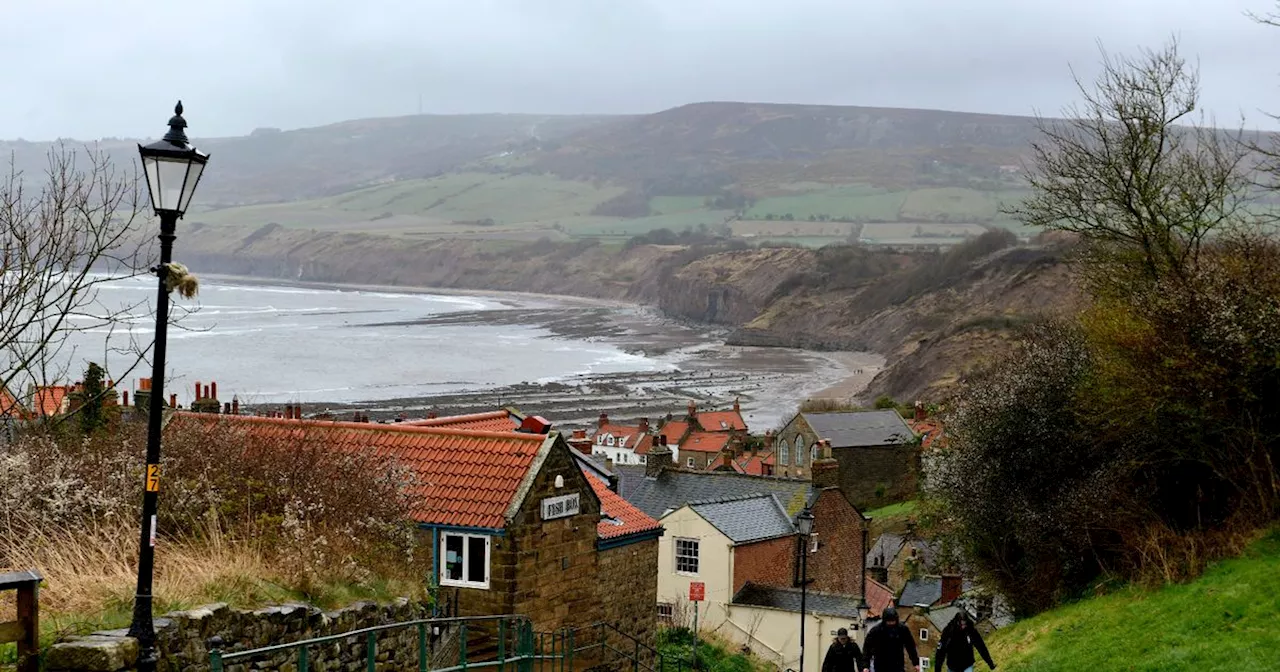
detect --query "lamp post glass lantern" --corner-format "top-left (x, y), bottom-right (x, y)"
top-left (797, 507), bottom-right (815, 672)
top-left (126, 101), bottom-right (209, 672)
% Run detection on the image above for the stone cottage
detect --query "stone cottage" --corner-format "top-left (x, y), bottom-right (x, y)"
top-left (774, 410), bottom-right (918, 507)
top-left (168, 409), bottom-right (663, 651)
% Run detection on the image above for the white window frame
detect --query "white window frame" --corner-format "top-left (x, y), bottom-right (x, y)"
top-left (675, 537), bottom-right (700, 576)
top-left (686, 457), bottom-right (695, 468)
top-left (657, 603), bottom-right (675, 622)
top-left (921, 658), bottom-right (930, 671)
top-left (920, 628), bottom-right (929, 641)
top-left (440, 532), bottom-right (491, 589)
top-left (809, 533), bottom-right (820, 553)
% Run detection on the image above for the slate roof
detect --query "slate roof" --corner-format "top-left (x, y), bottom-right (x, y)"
top-left (899, 577), bottom-right (943, 608)
top-left (169, 412), bottom-right (550, 530)
top-left (614, 465), bottom-right (812, 520)
top-left (801, 410), bottom-right (914, 448)
top-left (687, 493), bottom-right (795, 544)
top-left (406, 410), bottom-right (521, 432)
top-left (733, 583), bottom-right (864, 619)
top-left (927, 605), bottom-right (967, 631)
top-left (867, 533), bottom-right (906, 568)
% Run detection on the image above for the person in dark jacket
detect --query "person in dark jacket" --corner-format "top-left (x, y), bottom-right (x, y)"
top-left (934, 612), bottom-right (995, 672)
top-left (822, 628), bottom-right (864, 672)
top-left (861, 607), bottom-right (919, 672)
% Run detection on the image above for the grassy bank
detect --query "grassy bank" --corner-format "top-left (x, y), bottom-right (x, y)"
top-left (988, 529), bottom-right (1280, 671)
top-left (656, 628), bottom-right (770, 672)
top-left (0, 521), bottom-right (426, 667)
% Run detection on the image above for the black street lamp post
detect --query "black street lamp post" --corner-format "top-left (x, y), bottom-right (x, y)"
top-left (126, 101), bottom-right (209, 672)
top-left (796, 507), bottom-right (815, 672)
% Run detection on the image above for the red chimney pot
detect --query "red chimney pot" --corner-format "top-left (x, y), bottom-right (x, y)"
top-left (210, 381), bottom-right (217, 400)
top-left (231, 397), bottom-right (239, 415)
top-left (122, 390), bottom-right (130, 407)
top-left (194, 381), bottom-right (202, 400)
top-left (169, 393), bottom-right (177, 408)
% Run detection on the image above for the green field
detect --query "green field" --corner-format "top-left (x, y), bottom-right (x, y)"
top-left (746, 184), bottom-right (908, 221)
top-left (900, 187), bottom-right (1027, 221)
top-left (989, 529), bottom-right (1280, 671)
top-left (193, 172), bottom-right (625, 231)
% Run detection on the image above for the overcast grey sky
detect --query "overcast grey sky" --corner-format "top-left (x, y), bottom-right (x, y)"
top-left (4, 0), bottom-right (1279, 140)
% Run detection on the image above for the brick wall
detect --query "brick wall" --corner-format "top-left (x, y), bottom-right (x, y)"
top-left (598, 537), bottom-right (660, 666)
top-left (832, 445), bottom-right (920, 510)
top-left (905, 611), bottom-right (938, 667)
top-left (807, 489), bottom-right (867, 596)
top-left (731, 535), bottom-right (797, 594)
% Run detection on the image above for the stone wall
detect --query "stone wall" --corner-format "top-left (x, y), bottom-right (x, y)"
top-left (597, 537), bottom-right (659, 668)
top-left (833, 444), bottom-right (920, 509)
top-left (44, 599), bottom-right (463, 672)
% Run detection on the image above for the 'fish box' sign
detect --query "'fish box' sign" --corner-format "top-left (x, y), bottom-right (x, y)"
top-left (541, 493), bottom-right (581, 521)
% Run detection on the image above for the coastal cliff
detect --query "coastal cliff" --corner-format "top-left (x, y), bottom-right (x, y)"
top-left (179, 223), bottom-right (1075, 402)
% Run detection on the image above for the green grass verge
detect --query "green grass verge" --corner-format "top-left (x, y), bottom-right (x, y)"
top-left (657, 628), bottom-right (770, 672)
top-left (989, 529), bottom-right (1280, 671)
top-left (865, 500), bottom-right (920, 520)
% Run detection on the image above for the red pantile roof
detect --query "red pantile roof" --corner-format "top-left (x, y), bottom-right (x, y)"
top-left (659, 421), bottom-right (690, 443)
top-left (911, 418), bottom-right (945, 449)
top-left (169, 413), bottom-right (550, 530)
top-left (698, 411), bottom-right (747, 432)
top-left (582, 468), bottom-right (662, 540)
top-left (865, 575), bottom-right (896, 618)
top-left (407, 410), bottom-right (521, 432)
top-left (735, 452), bottom-right (776, 476)
top-left (0, 385), bottom-right (26, 419)
top-left (593, 423), bottom-right (656, 454)
top-left (680, 431), bottom-right (730, 454)
top-left (33, 385), bottom-right (71, 417)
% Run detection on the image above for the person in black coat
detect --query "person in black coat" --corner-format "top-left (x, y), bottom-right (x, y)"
top-left (934, 612), bottom-right (995, 672)
top-left (861, 607), bottom-right (919, 672)
top-left (822, 628), bottom-right (864, 672)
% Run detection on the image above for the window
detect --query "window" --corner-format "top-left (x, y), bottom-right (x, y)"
top-left (607, 436), bottom-right (615, 447)
top-left (779, 439), bottom-right (790, 465)
top-left (920, 629), bottom-right (929, 641)
top-left (640, 456), bottom-right (647, 464)
top-left (687, 457), bottom-right (695, 468)
top-left (657, 603), bottom-right (674, 623)
top-left (440, 532), bottom-right (490, 589)
top-left (921, 658), bottom-right (930, 671)
top-left (707, 456), bottom-right (715, 467)
top-left (675, 538), bottom-right (700, 575)
top-left (811, 444), bottom-right (819, 463)
top-left (794, 437), bottom-right (804, 465)
top-left (809, 533), bottom-right (820, 553)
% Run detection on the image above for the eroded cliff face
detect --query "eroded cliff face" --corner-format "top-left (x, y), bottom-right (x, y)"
top-left (178, 223), bottom-right (1075, 402)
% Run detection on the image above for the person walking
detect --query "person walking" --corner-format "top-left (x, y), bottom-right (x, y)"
top-left (862, 607), bottom-right (919, 672)
top-left (934, 612), bottom-right (995, 672)
top-left (822, 628), bottom-right (864, 672)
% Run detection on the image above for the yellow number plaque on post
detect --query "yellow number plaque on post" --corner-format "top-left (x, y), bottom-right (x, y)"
top-left (146, 464), bottom-right (160, 492)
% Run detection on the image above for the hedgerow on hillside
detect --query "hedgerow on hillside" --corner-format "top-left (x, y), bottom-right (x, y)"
top-left (926, 41), bottom-right (1280, 614)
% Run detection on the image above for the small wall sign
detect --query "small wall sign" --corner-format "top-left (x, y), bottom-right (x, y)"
top-left (541, 493), bottom-right (581, 521)
top-left (689, 582), bottom-right (705, 602)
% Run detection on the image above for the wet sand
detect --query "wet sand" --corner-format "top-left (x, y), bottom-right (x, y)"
top-left (207, 275), bottom-right (884, 431)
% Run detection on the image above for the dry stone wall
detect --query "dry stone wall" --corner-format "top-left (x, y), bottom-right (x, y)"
top-left (44, 598), bottom-right (458, 672)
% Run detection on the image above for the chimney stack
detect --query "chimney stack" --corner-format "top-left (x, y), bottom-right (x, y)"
top-left (812, 439), bottom-right (839, 489)
top-left (224, 402), bottom-right (231, 414)
top-left (210, 381), bottom-right (217, 400)
top-left (194, 381), bottom-right (202, 400)
top-left (286, 404), bottom-right (294, 420)
top-left (687, 400), bottom-right (696, 419)
top-left (941, 573), bottom-right (963, 605)
top-left (204, 385), bottom-right (211, 401)
top-left (232, 397), bottom-right (239, 415)
top-left (598, 412), bottom-right (608, 429)
top-left (638, 417), bottom-right (650, 434)
top-left (764, 430), bottom-right (775, 450)
top-left (122, 390), bottom-right (129, 407)
top-left (169, 393), bottom-right (177, 408)
top-left (733, 397), bottom-right (741, 413)
top-left (914, 400), bottom-right (926, 422)
top-left (646, 442), bottom-right (673, 478)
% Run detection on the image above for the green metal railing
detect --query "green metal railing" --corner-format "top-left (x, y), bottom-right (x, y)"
top-left (208, 615), bottom-right (543, 672)
top-left (208, 615), bottom-right (681, 672)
